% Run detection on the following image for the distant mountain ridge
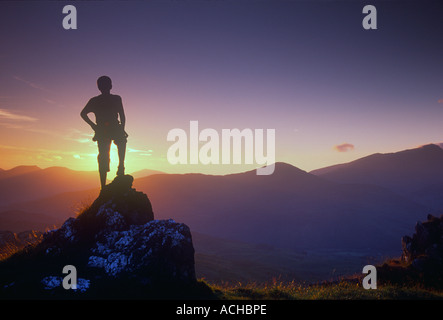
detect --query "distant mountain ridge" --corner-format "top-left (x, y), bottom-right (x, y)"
top-left (310, 144), bottom-right (443, 209)
top-left (132, 162), bottom-right (426, 252)
top-left (2, 144), bottom-right (442, 282)
top-left (0, 165), bottom-right (41, 180)
top-left (2, 144), bottom-right (441, 254)
top-left (310, 144), bottom-right (443, 191)
top-left (0, 166), bottom-right (98, 206)
top-left (130, 169), bottom-right (167, 179)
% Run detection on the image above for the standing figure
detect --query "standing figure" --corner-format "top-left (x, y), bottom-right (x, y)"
top-left (81, 76), bottom-right (128, 189)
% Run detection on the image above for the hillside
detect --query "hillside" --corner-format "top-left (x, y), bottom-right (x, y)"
top-left (0, 210), bottom-right (56, 233)
top-left (132, 162), bottom-right (427, 253)
top-left (192, 231), bottom-right (379, 283)
top-left (130, 169), bottom-right (167, 179)
top-left (1, 145), bottom-right (441, 284)
top-left (1, 161), bottom-right (429, 253)
top-left (0, 166), bottom-right (41, 180)
top-left (9, 188), bottom-right (100, 225)
top-left (0, 166), bottom-right (98, 206)
top-left (310, 144), bottom-right (443, 196)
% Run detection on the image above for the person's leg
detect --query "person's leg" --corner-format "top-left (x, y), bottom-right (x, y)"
top-left (97, 139), bottom-right (112, 189)
top-left (116, 140), bottom-right (126, 176)
top-left (99, 169), bottom-right (107, 190)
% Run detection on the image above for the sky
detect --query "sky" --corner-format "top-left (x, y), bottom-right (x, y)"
top-left (0, 0), bottom-right (442, 176)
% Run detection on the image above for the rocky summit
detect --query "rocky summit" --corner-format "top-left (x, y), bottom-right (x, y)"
top-left (400, 214), bottom-right (443, 275)
top-left (378, 214), bottom-right (443, 289)
top-left (0, 175), bottom-right (202, 299)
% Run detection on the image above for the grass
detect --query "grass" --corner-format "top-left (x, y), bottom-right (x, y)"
top-left (203, 278), bottom-right (443, 300)
top-left (0, 242), bottom-right (22, 261)
top-left (1, 212), bottom-right (442, 300)
top-left (0, 231), bottom-right (43, 261)
top-left (2, 242), bottom-right (443, 300)
top-left (2, 237), bottom-right (443, 300)
top-left (72, 196), bottom-right (94, 217)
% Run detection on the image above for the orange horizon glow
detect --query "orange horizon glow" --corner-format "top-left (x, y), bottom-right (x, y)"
top-left (1, 2), bottom-right (442, 176)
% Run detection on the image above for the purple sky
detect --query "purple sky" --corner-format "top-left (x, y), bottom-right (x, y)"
top-left (0, 1), bottom-right (442, 175)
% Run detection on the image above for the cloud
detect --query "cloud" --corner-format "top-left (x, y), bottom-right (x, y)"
top-left (0, 144), bottom-right (66, 164)
top-left (13, 75), bottom-right (52, 93)
top-left (44, 98), bottom-right (57, 105)
top-left (12, 76), bottom-right (65, 108)
top-left (0, 144), bottom-right (89, 159)
top-left (333, 143), bottom-right (354, 152)
top-left (0, 109), bottom-right (38, 122)
top-left (127, 147), bottom-right (144, 153)
top-left (128, 147), bottom-right (153, 156)
top-left (63, 128), bottom-right (95, 144)
top-left (0, 119), bottom-right (63, 137)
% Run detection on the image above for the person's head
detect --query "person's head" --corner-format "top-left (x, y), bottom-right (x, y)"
top-left (97, 76), bottom-right (112, 93)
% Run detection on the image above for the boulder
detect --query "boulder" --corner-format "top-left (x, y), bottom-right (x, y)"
top-left (401, 214), bottom-right (443, 265)
top-left (0, 175), bottom-right (199, 299)
top-left (380, 214), bottom-right (443, 288)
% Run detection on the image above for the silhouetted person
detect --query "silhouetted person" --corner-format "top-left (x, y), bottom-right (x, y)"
top-left (81, 76), bottom-right (128, 190)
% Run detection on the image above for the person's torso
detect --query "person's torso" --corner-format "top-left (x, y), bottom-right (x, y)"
top-left (90, 94), bottom-right (121, 126)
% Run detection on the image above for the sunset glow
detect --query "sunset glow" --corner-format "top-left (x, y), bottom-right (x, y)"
top-left (1, 1), bottom-right (442, 175)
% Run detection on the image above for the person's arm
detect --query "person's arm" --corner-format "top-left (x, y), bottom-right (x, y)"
top-left (117, 96), bottom-right (128, 136)
top-left (80, 100), bottom-right (97, 131)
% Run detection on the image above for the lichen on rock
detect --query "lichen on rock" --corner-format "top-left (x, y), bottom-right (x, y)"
top-left (0, 175), bottom-right (197, 298)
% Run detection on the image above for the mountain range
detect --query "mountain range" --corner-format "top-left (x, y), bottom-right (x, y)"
top-left (310, 144), bottom-right (443, 210)
top-left (132, 162), bottom-right (428, 252)
top-left (1, 144), bottom-right (442, 281)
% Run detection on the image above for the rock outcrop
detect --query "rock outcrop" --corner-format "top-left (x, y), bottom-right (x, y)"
top-left (379, 214), bottom-right (443, 288)
top-left (0, 175), bottom-right (203, 299)
top-left (401, 214), bottom-right (443, 273)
